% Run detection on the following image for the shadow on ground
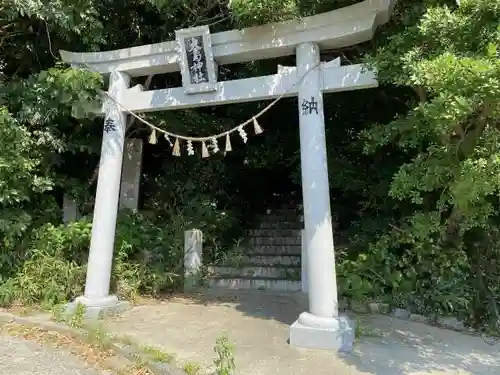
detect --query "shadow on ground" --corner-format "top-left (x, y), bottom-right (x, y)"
top-left (107, 291), bottom-right (500, 375)
top-left (170, 290), bottom-right (303, 324)
top-left (347, 315), bottom-right (500, 375)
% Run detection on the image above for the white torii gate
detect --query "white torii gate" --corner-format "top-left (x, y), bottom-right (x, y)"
top-left (61, 0), bottom-right (396, 352)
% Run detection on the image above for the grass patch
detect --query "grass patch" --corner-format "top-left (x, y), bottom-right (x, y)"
top-left (140, 344), bottom-right (174, 363)
top-left (184, 361), bottom-right (202, 375)
top-left (85, 323), bottom-right (115, 350)
top-left (354, 317), bottom-right (383, 338)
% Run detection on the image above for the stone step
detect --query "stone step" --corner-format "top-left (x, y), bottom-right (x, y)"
top-left (247, 229), bottom-right (302, 237)
top-left (236, 254), bottom-right (301, 267)
top-left (208, 277), bottom-right (302, 292)
top-left (249, 236), bottom-right (301, 246)
top-left (264, 206), bottom-right (300, 212)
top-left (259, 217), bottom-right (302, 225)
top-left (258, 221), bottom-right (303, 230)
top-left (260, 212), bottom-right (300, 220)
top-left (263, 204), bottom-right (300, 211)
top-left (207, 265), bottom-right (301, 279)
top-left (247, 245), bottom-right (302, 255)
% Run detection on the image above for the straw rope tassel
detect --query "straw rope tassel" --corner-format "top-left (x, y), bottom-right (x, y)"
top-left (225, 133), bottom-right (232, 153)
top-left (201, 141), bottom-right (210, 158)
top-left (172, 138), bottom-right (181, 156)
top-left (148, 129), bottom-right (158, 144)
top-left (253, 117), bottom-right (263, 134)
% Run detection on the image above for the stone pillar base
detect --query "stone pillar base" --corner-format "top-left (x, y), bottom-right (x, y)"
top-left (65, 295), bottom-right (130, 320)
top-left (289, 312), bottom-right (355, 352)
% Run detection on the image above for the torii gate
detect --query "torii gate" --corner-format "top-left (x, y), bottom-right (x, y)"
top-left (61, 0), bottom-right (396, 352)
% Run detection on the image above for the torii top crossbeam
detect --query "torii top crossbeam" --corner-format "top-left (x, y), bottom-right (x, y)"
top-left (60, 0), bottom-right (395, 112)
top-left (60, 0), bottom-right (395, 77)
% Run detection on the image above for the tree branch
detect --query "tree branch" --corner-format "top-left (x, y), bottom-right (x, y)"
top-left (412, 86), bottom-right (427, 103)
top-left (443, 101), bottom-right (494, 243)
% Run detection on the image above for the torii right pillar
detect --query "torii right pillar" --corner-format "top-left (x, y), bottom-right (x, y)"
top-left (289, 42), bottom-right (355, 352)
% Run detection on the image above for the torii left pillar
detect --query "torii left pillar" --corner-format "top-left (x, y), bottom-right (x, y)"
top-left (66, 71), bottom-right (130, 317)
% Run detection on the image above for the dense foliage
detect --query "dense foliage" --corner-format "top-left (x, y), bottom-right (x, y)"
top-left (0, 0), bottom-right (499, 332)
top-left (356, 0), bottom-right (500, 328)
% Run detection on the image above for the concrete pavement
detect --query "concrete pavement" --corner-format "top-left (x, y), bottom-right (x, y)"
top-left (0, 334), bottom-right (109, 375)
top-left (104, 292), bottom-right (500, 375)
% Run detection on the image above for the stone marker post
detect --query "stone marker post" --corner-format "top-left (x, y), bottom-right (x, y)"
top-left (63, 194), bottom-right (80, 223)
top-left (184, 229), bottom-right (203, 291)
top-left (119, 138), bottom-right (143, 211)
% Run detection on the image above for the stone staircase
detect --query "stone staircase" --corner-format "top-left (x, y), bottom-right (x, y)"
top-left (207, 207), bottom-right (303, 292)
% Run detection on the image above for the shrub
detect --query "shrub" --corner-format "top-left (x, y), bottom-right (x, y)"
top-left (337, 227), bottom-right (488, 326)
top-left (112, 211), bottom-right (185, 299)
top-left (0, 211), bottom-right (187, 307)
top-left (0, 220), bottom-right (91, 307)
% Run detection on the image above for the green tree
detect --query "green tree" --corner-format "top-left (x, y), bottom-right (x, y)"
top-left (358, 0), bottom-right (500, 325)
